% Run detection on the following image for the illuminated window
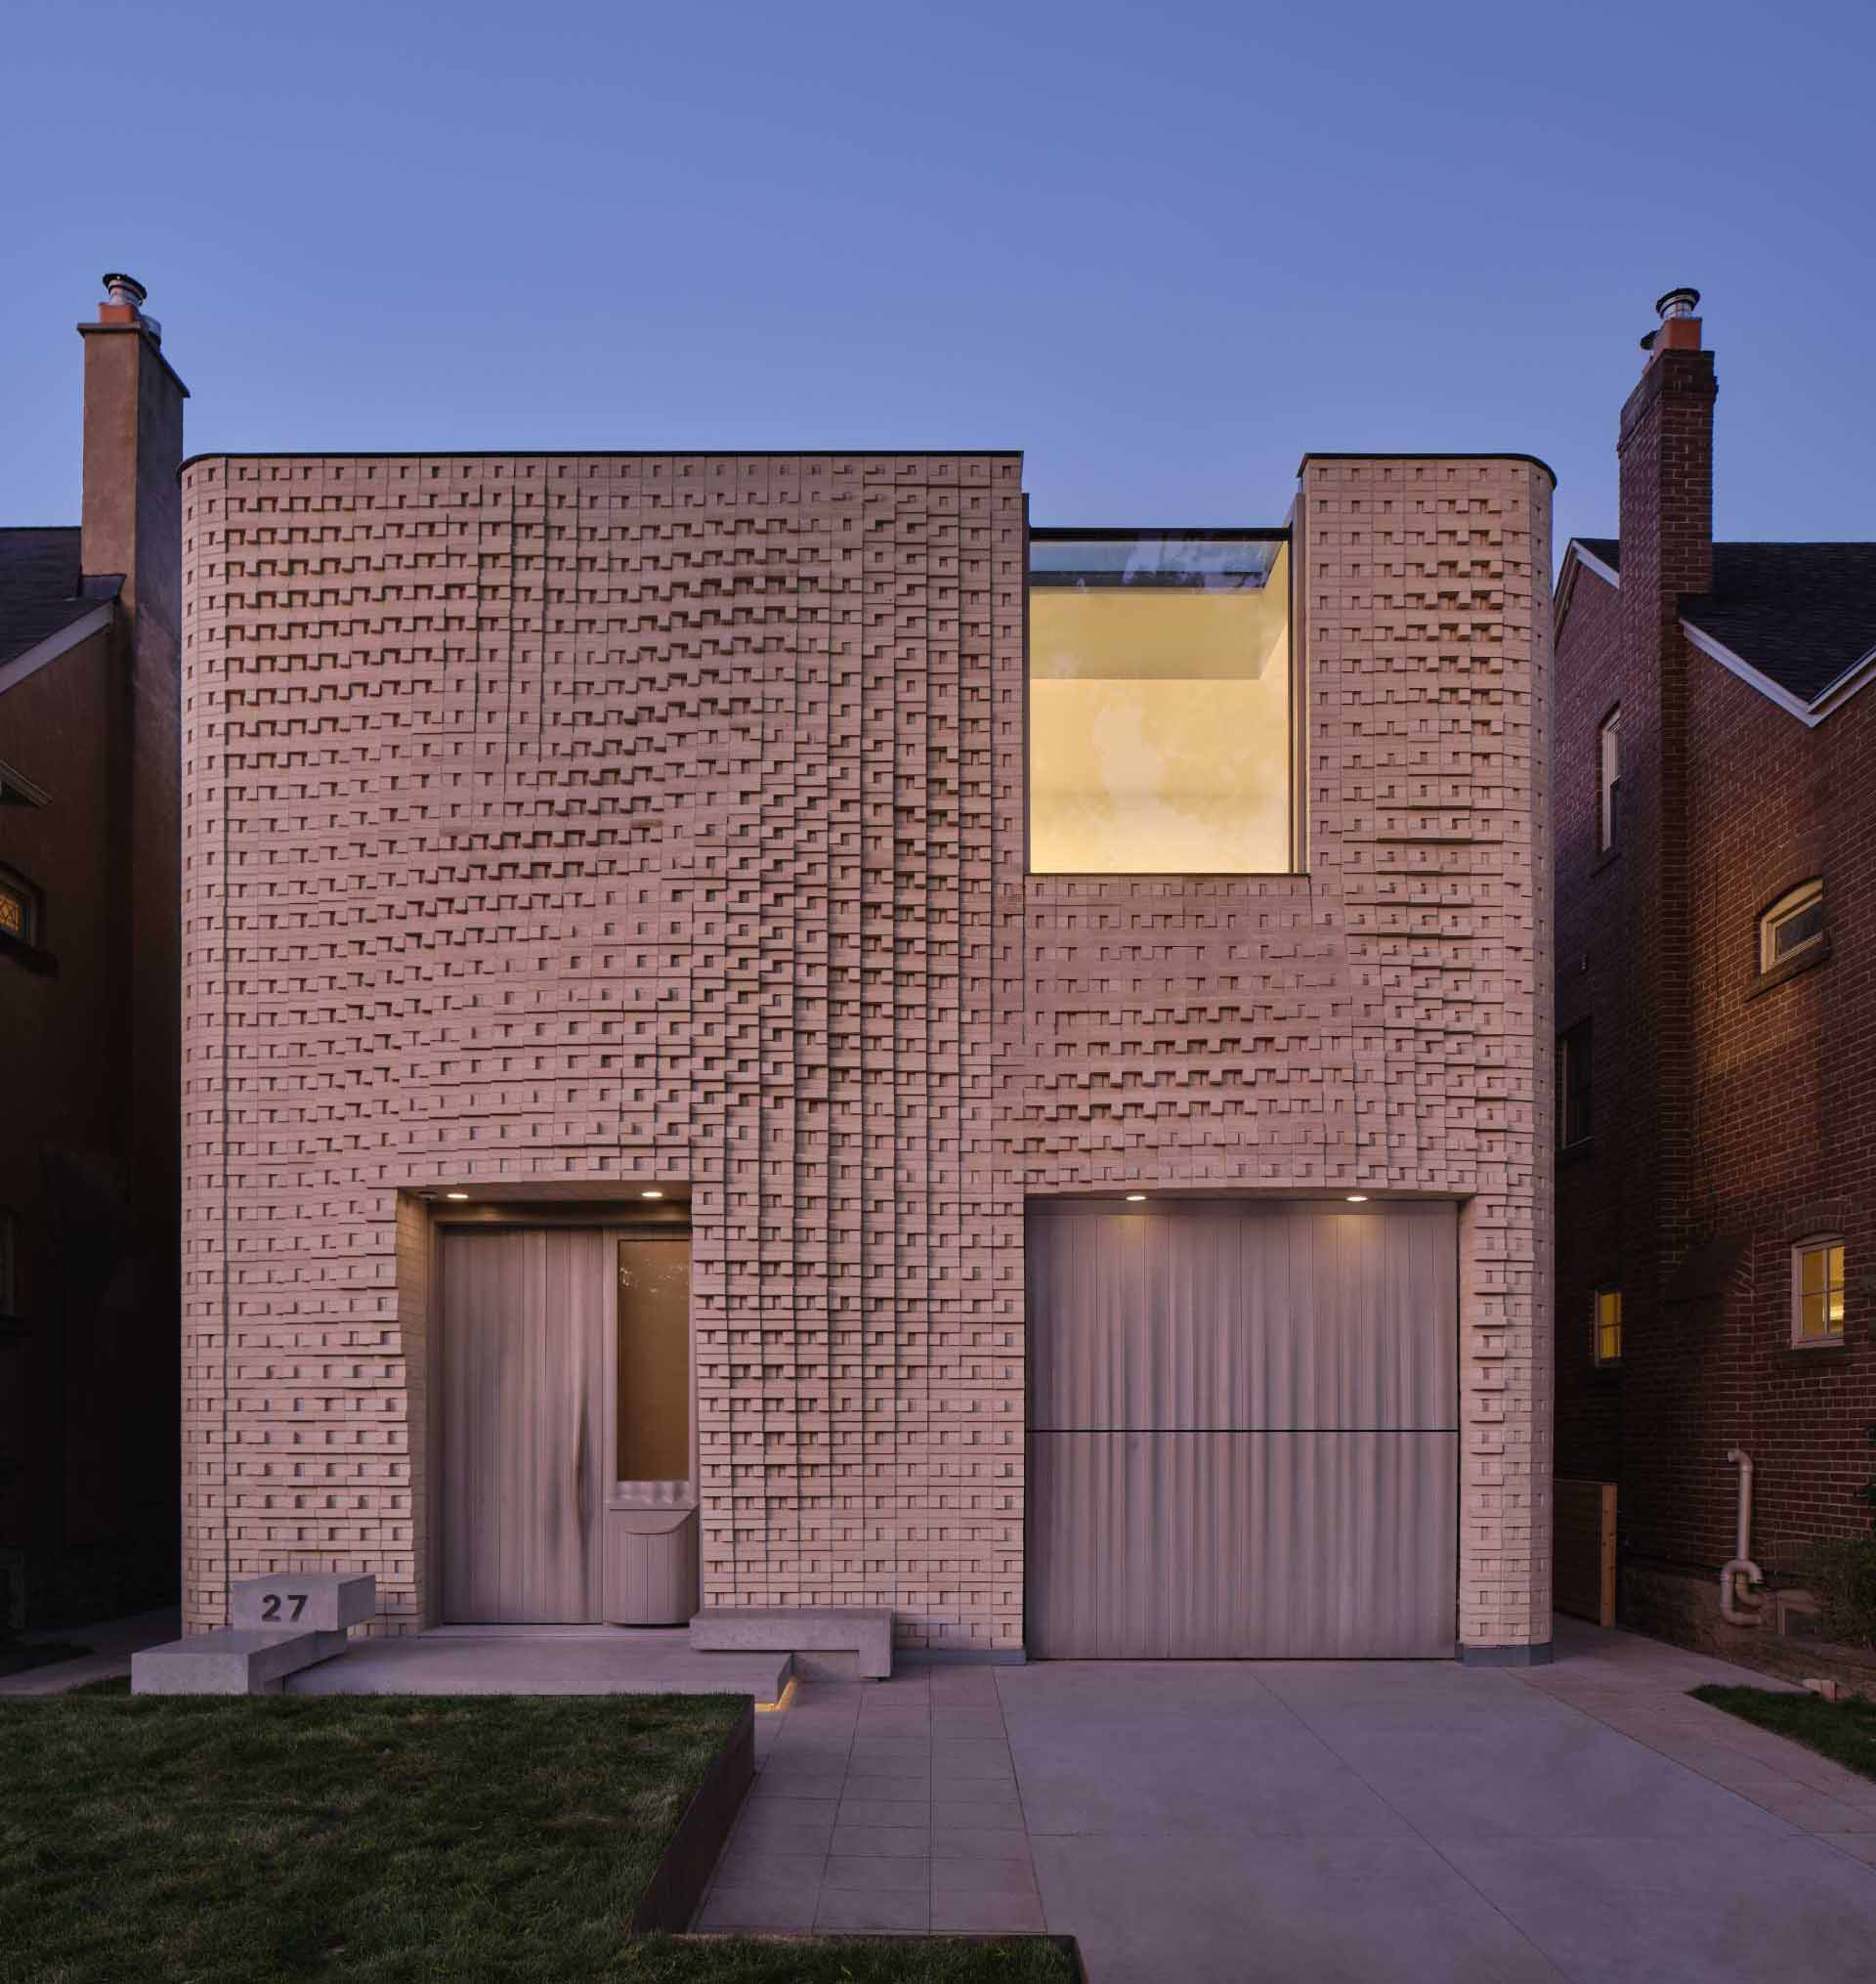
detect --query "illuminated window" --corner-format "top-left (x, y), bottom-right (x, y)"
top-left (616, 1236), bottom-right (691, 1485)
top-left (1598, 710), bottom-right (1621, 852)
top-left (1792, 1237), bottom-right (1845, 1346)
top-left (1761, 880), bottom-right (1825, 972)
top-left (1028, 530), bottom-right (1292, 874)
top-left (1594, 1286), bottom-right (1623, 1365)
top-left (1558, 1019), bottom-right (1593, 1147)
top-left (0, 866), bottom-right (38, 945)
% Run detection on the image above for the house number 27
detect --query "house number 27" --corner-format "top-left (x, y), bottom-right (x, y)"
top-left (259, 1593), bottom-right (309, 1622)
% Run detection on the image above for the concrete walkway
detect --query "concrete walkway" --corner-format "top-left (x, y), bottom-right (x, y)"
top-left (0, 1607), bottom-right (180, 1697)
top-left (699, 1620), bottom-right (1876, 1979)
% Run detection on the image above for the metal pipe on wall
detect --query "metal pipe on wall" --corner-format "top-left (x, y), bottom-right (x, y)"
top-left (1720, 1447), bottom-right (1766, 1626)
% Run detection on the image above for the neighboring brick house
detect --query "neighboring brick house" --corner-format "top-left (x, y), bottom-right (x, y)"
top-left (179, 437), bottom-right (1555, 1663)
top-left (1554, 289), bottom-right (1876, 1656)
top-left (0, 278), bottom-right (187, 1627)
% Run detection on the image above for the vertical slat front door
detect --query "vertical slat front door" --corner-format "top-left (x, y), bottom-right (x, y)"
top-left (440, 1229), bottom-right (608, 1622)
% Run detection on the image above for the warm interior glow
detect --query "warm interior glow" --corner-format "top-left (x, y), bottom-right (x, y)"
top-left (1798, 1240), bottom-right (1845, 1340)
top-left (617, 1237), bottom-right (691, 1483)
top-left (1029, 542), bottom-right (1292, 874)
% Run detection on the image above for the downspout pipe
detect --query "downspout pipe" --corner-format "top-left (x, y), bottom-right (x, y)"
top-left (1720, 1447), bottom-right (1766, 1626)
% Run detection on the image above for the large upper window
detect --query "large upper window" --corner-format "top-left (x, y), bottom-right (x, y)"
top-left (1028, 530), bottom-right (1292, 874)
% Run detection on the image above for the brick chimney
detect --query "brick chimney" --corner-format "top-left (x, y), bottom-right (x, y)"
top-left (1619, 287), bottom-right (1716, 617)
top-left (75, 274), bottom-right (188, 1319)
top-left (1615, 288), bottom-right (1716, 1273)
top-left (78, 273), bottom-right (189, 683)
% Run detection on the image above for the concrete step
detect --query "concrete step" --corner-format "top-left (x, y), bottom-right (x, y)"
top-left (690, 1605), bottom-right (892, 1679)
top-left (283, 1633), bottom-right (791, 1703)
top-left (132, 1628), bottom-right (349, 1696)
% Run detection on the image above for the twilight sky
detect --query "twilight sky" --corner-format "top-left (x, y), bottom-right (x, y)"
top-left (4, 0), bottom-right (1872, 561)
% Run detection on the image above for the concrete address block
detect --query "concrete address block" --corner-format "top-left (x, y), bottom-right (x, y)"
top-left (132, 1629), bottom-right (350, 1697)
top-left (689, 1607), bottom-right (892, 1680)
top-left (231, 1573), bottom-right (376, 1633)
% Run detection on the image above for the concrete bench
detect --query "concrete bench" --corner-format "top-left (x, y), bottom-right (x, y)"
top-left (132, 1574), bottom-right (376, 1696)
top-left (689, 1606), bottom-right (892, 1680)
top-left (132, 1627), bottom-right (350, 1696)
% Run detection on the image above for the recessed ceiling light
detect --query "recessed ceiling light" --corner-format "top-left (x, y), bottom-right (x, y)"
top-left (1126, 1192), bottom-right (1148, 1202)
top-left (1345, 1193), bottom-right (1368, 1203)
top-left (445, 1191), bottom-right (469, 1201)
top-left (640, 1189), bottom-right (664, 1200)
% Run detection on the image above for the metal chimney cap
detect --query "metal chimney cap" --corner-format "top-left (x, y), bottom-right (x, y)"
top-left (102, 273), bottom-right (148, 309)
top-left (1654, 286), bottom-right (1701, 322)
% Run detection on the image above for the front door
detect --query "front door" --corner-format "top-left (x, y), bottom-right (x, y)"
top-left (439, 1229), bottom-right (608, 1622)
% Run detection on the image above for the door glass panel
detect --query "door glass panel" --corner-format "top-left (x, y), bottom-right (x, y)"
top-left (617, 1239), bottom-right (690, 1483)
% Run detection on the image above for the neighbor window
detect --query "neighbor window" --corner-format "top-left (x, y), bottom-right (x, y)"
top-left (1792, 1237), bottom-right (1845, 1346)
top-left (0, 865), bottom-right (39, 945)
top-left (1558, 1019), bottom-right (1594, 1147)
top-left (1594, 1286), bottom-right (1623, 1365)
top-left (1598, 710), bottom-right (1621, 852)
top-left (1028, 530), bottom-right (1292, 874)
top-left (1761, 879), bottom-right (1825, 972)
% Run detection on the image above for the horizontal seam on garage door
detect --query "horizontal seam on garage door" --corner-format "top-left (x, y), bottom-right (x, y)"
top-left (1032, 1426), bottom-right (1461, 1435)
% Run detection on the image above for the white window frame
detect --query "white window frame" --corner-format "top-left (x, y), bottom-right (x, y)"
top-left (1598, 709), bottom-right (1621, 852)
top-left (1790, 1235), bottom-right (1846, 1348)
top-left (1593, 1284), bottom-right (1623, 1367)
top-left (1761, 879), bottom-right (1825, 973)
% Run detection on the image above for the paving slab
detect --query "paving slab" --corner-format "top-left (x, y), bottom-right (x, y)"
top-left (283, 1632), bottom-right (789, 1699)
top-left (687, 1622), bottom-right (1876, 1979)
top-left (1028, 1832), bottom-right (1569, 1984)
top-left (1438, 1833), bottom-right (1876, 1984)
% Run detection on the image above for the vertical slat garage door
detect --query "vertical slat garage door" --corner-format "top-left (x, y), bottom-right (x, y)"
top-left (1027, 1200), bottom-right (1458, 1658)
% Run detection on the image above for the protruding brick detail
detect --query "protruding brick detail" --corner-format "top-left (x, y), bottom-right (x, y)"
top-left (181, 450), bottom-right (1551, 1651)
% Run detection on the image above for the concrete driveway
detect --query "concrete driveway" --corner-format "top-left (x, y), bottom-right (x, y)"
top-left (700, 1619), bottom-right (1876, 1980)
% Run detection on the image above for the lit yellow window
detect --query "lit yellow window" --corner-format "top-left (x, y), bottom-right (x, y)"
top-left (1794, 1239), bottom-right (1845, 1345)
top-left (1028, 532), bottom-right (1292, 875)
top-left (1594, 1287), bottom-right (1623, 1365)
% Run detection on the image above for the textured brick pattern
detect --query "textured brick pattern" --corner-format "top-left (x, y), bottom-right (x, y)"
top-left (181, 450), bottom-right (1551, 1651)
top-left (1017, 458), bottom-right (1555, 1648)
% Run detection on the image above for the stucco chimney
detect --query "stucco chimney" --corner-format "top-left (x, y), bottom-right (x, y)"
top-left (78, 271), bottom-right (189, 654)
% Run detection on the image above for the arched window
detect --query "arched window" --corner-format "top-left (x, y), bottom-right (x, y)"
top-left (1760, 880), bottom-right (1824, 973)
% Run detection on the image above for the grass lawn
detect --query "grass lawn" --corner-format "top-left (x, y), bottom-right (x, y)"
top-left (0, 1691), bottom-right (1072, 1984)
top-left (1692, 1683), bottom-right (1876, 1782)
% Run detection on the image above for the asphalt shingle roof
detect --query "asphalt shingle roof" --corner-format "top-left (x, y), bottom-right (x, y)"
top-left (0, 527), bottom-right (107, 672)
top-left (1570, 538), bottom-right (1876, 706)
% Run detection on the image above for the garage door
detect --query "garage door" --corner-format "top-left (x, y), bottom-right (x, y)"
top-left (1026, 1200), bottom-right (1457, 1658)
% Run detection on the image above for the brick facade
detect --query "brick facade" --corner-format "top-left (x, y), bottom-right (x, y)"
top-left (1555, 324), bottom-right (1876, 1630)
top-left (0, 300), bottom-right (185, 1627)
top-left (181, 449), bottom-right (1552, 1652)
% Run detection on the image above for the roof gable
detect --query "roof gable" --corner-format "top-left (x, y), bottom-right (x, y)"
top-left (1558, 536), bottom-right (1876, 725)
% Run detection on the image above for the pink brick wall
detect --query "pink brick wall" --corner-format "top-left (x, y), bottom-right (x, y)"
top-left (181, 449), bottom-right (1551, 1651)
